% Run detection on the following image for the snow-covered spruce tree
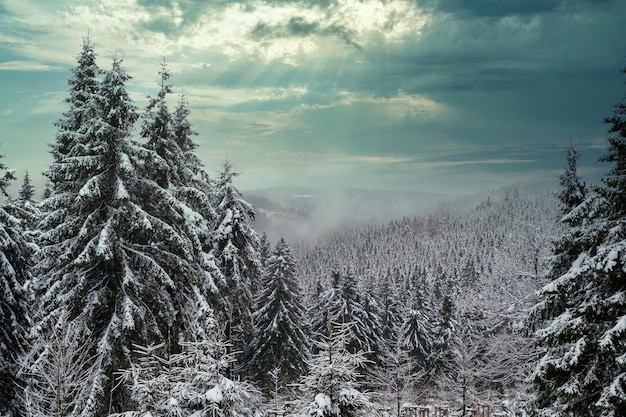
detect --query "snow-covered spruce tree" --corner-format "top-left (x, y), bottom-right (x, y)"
top-left (0, 157), bottom-right (30, 416)
top-left (13, 171), bottom-right (41, 233)
top-left (140, 63), bottom-right (220, 310)
top-left (375, 272), bottom-right (402, 344)
top-left (529, 66), bottom-right (626, 417)
top-left (27, 54), bottom-right (214, 415)
top-left (18, 171), bottom-right (35, 203)
top-left (300, 320), bottom-right (372, 417)
top-left (249, 237), bottom-right (308, 394)
top-left (142, 62), bottom-right (215, 212)
top-left (115, 294), bottom-right (256, 417)
top-left (258, 232), bottom-right (271, 270)
top-left (432, 289), bottom-right (457, 376)
top-left (310, 268), bottom-right (383, 368)
top-left (399, 305), bottom-right (434, 379)
top-left (556, 145), bottom-right (587, 218)
top-left (211, 160), bottom-right (261, 377)
top-left (51, 35), bottom-right (100, 178)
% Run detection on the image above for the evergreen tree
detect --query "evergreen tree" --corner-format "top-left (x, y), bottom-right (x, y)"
top-left (258, 232), bottom-right (271, 270)
top-left (400, 305), bottom-right (434, 377)
top-left (432, 291), bottom-right (457, 376)
top-left (14, 171), bottom-right (41, 232)
top-left (300, 320), bottom-right (372, 417)
top-left (211, 160), bottom-right (261, 376)
top-left (50, 35), bottom-right (100, 187)
top-left (249, 237), bottom-right (308, 393)
top-left (556, 145), bottom-right (587, 218)
top-left (376, 272), bottom-right (402, 343)
top-left (26, 53), bottom-right (216, 415)
top-left (41, 181), bottom-right (52, 200)
top-left (310, 268), bottom-right (383, 378)
top-left (530, 65), bottom-right (626, 417)
top-left (116, 296), bottom-right (256, 417)
top-left (18, 171), bottom-right (35, 202)
top-left (168, 91), bottom-right (217, 246)
top-left (0, 156), bottom-right (30, 416)
top-left (140, 63), bottom-right (220, 309)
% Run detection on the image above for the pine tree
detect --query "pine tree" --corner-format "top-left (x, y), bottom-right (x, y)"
top-left (140, 63), bottom-right (220, 309)
top-left (26, 52), bottom-right (216, 415)
top-left (115, 299), bottom-right (256, 417)
top-left (211, 160), bottom-right (261, 376)
top-left (432, 290), bottom-right (458, 377)
top-left (300, 320), bottom-right (372, 417)
top-left (18, 171), bottom-right (35, 203)
top-left (14, 171), bottom-right (41, 233)
top-left (249, 237), bottom-right (308, 393)
top-left (169, 90), bottom-right (216, 224)
top-left (310, 269), bottom-right (383, 365)
top-left (556, 145), bottom-right (587, 218)
top-left (376, 272), bottom-right (402, 343)
top-left (0, 156), bottom-right (30, 416)
top-left (530, 65), bottom-right (626, 417)
top-left (50, 35), bottom-right (100, 186)
top-left (399, 305), bottom-right (434, 377)
top-left (41, 182), bottom-right (52, 200)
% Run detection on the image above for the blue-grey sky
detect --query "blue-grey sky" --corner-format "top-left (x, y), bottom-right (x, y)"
top-left (0, 0), bottom-right (624, 195)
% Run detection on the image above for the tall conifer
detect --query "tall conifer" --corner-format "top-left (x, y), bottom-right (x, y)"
top-left (249, 237), bottom-right (308, 393)
top-left (530, 66), bottom-right (626, 417)
top-left (0, 157), bottom-right (30, 416)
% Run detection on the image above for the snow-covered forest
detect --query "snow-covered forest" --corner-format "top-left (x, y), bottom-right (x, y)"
top-left (0, 37), bottom-right (625, 417)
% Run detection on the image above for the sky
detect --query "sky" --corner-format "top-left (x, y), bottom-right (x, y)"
top-left (0, 0), bottom-right (625, 196)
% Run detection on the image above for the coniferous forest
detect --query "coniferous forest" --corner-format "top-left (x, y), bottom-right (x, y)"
top-left (0, 37), bottom-right (625, 417)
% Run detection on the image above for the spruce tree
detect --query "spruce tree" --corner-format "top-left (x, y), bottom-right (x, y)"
top-left (141, 63), bottom-right (219, 308)
top-left (300, 320), bottom-right (372, 417)
top-left (50, 35), bottom-right (100, 183)
top-left (556, 145), bottom-right (587, 218)
top-left (249, 237), bottom-right (308, 393)
top-left (400, 305), bottom-right (434, 377)
top-left (530, 66), bottom-right (626, 417)
top-left (18, 171), bottom-right (35, 202)
top-left (14, 171), bottom-right (40, 232)
top-left (211, 160), bottom-right (261, 376)
top-left (26, 53), bottom-right (216, 415)
top-left (433, 291), bottom-right (457, 376)
top-left (0, 157), bottom-right (30, 416)
top-left (310, 269), bottom-right (383, 371)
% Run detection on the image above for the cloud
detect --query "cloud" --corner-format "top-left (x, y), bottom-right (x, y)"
top-left (0, 60), bottom-right (61, 71)
top-left (250, 16), bottom-right (362, 50)
top-left (427, 0), bottom-right (614, 18)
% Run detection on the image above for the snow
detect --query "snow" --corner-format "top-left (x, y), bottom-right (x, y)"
top-left (599, 314), bottom-right (626, 349)
top-left (313, 393), bottom-right (331, 411)
top-left (603, 247), bottom-right (620, 272)
top-left (206, 385), bottom-right (223, 403)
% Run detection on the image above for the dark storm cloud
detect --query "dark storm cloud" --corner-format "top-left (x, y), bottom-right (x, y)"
top-left (135, 0), bottom-right (205, 31)
top-left (425, 0), bottom-right (615, 18)
top-left (249, 17), bottom-right (361, 49)
top-left (134, 0), bottom-right (339, 36)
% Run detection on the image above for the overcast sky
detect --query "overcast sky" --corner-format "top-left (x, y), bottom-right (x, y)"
top-left (1, 0), bottom-right (625, 196)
